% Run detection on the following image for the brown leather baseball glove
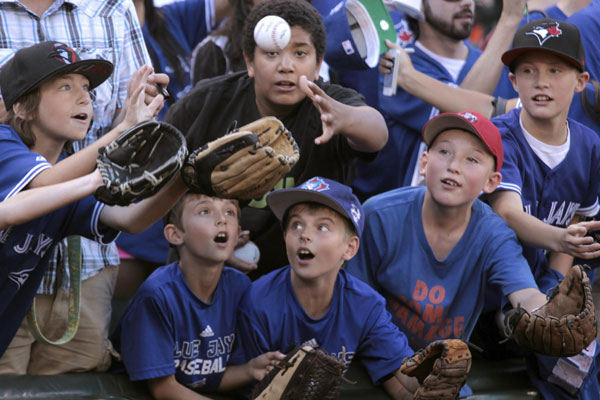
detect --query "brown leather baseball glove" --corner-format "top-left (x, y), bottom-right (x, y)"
top-left (503, 264), bottom-right (597, 357)
top-left (400, 339), bottom-right (472, 400)
top-left (251, 346), bottom-right (347, 400)
top-left (181, 116), bottom-right (299, 201)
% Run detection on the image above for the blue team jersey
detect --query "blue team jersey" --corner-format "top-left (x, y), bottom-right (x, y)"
top-left (346, 186), bottom-right (537, 350)
top-left (113, 263), bottom-right (251, 391)
top-left (492, 109), bottom-right (600, 287)
top-left (233, 266), bottom-right (413, 384)
top-left (0, 124), bottom-right (117, 356)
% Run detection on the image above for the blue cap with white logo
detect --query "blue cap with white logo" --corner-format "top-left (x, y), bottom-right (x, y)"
top-left (267, 176), bottom-right (364, 236)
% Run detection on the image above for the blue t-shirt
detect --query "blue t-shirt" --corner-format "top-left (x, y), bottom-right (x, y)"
top-left (492, 109), bottom-right (600, 289)
top-left (0, 124), bottom-right (118, 356)
top-left (113, 263), bottom-right (251, 391)
top-left (346, 186), bottom-right (537, 350)
top-left (233, 266), bottom-right (413, 384)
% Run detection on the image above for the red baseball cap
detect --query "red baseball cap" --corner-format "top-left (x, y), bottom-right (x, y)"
top-left (422, 111), bottom-right (503, 171)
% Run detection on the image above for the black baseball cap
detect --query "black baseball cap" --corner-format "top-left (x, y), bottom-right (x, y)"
top-left (0, 41), bottom-right (114, 111)
top-left (502, 18), bottom-right (585, 72)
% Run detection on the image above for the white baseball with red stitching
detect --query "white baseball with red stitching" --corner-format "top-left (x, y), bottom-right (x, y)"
top-left (253, 15), bottom-right (291, 52)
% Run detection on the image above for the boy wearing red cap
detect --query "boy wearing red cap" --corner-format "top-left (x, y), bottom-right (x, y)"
top-left (347, 111), bottom-right (550, 397)
top-left (488, 18), bottom-right (600, 399)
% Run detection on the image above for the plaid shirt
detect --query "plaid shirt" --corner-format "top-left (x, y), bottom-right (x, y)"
top-left (0, 0), bottom-right (151, 292)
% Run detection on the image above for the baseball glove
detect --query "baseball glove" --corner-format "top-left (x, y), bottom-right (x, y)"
top-left (503, 264), bottom-right (597, 357)
top-left (400, 339), bottom-right (471, 400)
top-left (95, 120), bottom-right (187, 206)
top-left (181, 116), bottom-right (299, 201)
top-left (251, 346), bottom-right (347, 400)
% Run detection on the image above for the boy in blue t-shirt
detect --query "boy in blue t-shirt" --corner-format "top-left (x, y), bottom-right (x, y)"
top-left (232, 176), bottom-right (437, 399)
top-left (488, 18), bottom-right (600, 399)
top-left (347, 110), bottom-right (552, 397)
top-left (113, 192), bottom-right (285, 398)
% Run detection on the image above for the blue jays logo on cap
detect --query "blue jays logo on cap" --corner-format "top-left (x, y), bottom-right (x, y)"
top-left (48, 43), bottom-right (78, 65)
top-left (459, 112), bottom-right (478, 123)
top-left (527, 22), bottom-right (562, 46)
top-left (301, 177), bottom-right (330, 192)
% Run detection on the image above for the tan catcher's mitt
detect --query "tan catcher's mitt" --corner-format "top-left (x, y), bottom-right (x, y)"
top-left (95, 120), bottom-right (187, 206)
top-left (503, 264), bottom-right (597, 357)
top-left (400, 339), bottom-right (472, 400)
top-left (251, 345), bottom-right (348, 400)
top-left (182, 116), bottom-right (299, 201)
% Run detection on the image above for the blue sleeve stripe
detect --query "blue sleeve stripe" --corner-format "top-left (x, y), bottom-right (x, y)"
top-left (90, 201), bottom-right (116, 244)
top-left (497, 182), bottom-right (522, 195)
top-left (3, 162), bottom-right (52, 201)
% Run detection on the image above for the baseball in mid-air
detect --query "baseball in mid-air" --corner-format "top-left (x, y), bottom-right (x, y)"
top-left (253, 15), bottom-right (291, 52)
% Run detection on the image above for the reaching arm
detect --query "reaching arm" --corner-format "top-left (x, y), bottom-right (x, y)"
top-left (147, 375), bottom-right (211, 400)
top-left (99, 175), bottom-right (188, 234)
top-left (0, 170), bottom-right (102, 230)
top-left (218, 351), bottom-right (285, 391)
top-left (383, 369), bottom-right (419, 400)
top-left (299, 76), bottom-right (388, 152)
top-left (489, 190), bottom-right (600, 258)
top-left (459, 0), bottom-right (526, 93)
top-left (29, 66), bottom-right (163, 189)
top-left (507, 287), bottom-right (548, 311)
top-left (380, 41), bottom-right (519, 117)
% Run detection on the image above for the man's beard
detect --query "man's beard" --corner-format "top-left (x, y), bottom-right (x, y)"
top-left (424, 3), bottom-right (474, 41)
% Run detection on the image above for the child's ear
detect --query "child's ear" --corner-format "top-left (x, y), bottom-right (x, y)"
top-left (163, 224), bottom-right (184, 247)
top-left (574, 71), bottom-right (590, 93)
top-left (13, 102), bottom-right (32, 121)
top-left (508, 72), bottom-right (518, 92)
top-left (482, 171), bottom-right (502, 194)
top-left (418, 150), bottom-right (429, 177)
top-left (243, 51), bottom-right (255, 78)
top-left (342, 236), bottom-right (359, 261)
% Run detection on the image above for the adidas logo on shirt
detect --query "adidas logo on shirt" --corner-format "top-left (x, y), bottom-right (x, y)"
top-left (302, 338), bottom-right (319, 349)
top-left (200, 325), bottom-right (214, 338)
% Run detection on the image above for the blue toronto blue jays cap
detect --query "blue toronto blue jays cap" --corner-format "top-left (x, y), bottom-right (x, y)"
top-left (323, 0), bottom-right (396, 71)
top-left (0, 41), bottom-right (114, 111)
top-left (267, 177), bottom-right (364, 236)
top-left (502, 18), bottom-right (585, 72)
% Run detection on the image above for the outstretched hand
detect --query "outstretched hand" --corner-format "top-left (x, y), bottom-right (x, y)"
top-left (123, 65), bottom-right (165, 127)
top-left (559, 220), bottom-right (600, 259)
top-left (299, 75), bottom-right (344, 145)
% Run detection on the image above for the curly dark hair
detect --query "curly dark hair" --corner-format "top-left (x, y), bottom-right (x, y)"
top-left (242, 0), bottom-right (325, 63)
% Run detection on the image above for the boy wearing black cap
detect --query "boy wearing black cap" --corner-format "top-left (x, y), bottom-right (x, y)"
top-left (0, 41), bottom-right (185, 360)
top-left (230, 177), bottom-right (428, 398)
top-left (347, 111), bottom-right (550, 397)
top-left (488, 19), bottom-right (600, 399)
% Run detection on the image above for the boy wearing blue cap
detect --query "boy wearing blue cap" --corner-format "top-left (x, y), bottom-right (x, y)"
top-left (488, 18), bottom-right (600, 400)
top-left (231, 176), bottom-right (434, 398)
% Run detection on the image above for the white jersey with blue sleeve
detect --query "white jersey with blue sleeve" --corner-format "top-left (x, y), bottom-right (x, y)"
top-left (232, 266), bottom-right (413, 384)
top-left (113, 264), bottom-right (251, 391)
top-left (492, 109), bottom-right (600, 284)
top-left (0, 125), bottom-right (118, 357)
top-left (346, 186), bottom-right (537, 350)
